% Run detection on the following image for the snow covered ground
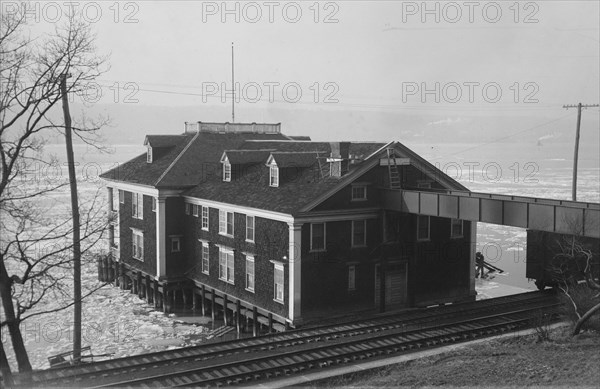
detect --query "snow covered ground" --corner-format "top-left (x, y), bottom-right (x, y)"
top-left (3, 261), bottom-right (210, 371)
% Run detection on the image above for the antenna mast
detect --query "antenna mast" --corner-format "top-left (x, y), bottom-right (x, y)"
top-left (231, 42), bottom-right (235, 123)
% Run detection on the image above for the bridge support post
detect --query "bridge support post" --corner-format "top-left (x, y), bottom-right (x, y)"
top-left (236, 300), bottom-right (241, 334)
top-left (268, 313), bottom-right (273, 334)
top-left (153, 279), bottom-right (159, 309)
top-left (192, 291), bottom-right (198, 312)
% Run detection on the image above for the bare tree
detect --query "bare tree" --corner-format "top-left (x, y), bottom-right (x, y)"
top-left (550, 235), bottom-right (600, 336)
top-left (1, 8), bottom-right (110, 373)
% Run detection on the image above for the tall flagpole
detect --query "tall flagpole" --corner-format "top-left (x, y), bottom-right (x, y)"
top-left (231, 42), bottom-right (235, 123)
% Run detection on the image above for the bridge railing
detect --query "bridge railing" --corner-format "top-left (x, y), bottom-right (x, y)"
top-left (381, 189), bottom-right (600, 238)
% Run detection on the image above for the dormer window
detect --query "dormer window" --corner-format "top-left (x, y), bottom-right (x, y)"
top-left (147, 147), bottom-right (152, 163)
top-left (223, 162), bottom-right (231, 182)
top-left (270, 165), bottom-right (279, 187)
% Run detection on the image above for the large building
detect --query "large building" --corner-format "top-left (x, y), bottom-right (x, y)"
top-left (100, 122), bottom-right (476, 330)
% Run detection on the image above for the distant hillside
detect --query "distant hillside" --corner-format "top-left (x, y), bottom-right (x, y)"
top-left (46, 103), bottom-right (599, 153)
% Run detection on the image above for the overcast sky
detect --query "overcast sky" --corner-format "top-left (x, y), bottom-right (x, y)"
top-left (14, 0), bottom-right (598, 112)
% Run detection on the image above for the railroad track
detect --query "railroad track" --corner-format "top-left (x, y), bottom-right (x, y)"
top-left (14, 290), bottom-right (560, 388)
top-left (100, 304), bottom-right (562, 388)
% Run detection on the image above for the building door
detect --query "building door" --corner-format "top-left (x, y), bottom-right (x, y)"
top-left (374, 262), bottom-right (407, 307)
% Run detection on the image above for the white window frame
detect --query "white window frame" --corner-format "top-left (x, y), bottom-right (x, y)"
top-left (245, 255), bottom-right (255, 292)
top-left (451, 218), bottom-right (464, 239)
top-left (201, 241), bottom-right (210, 275)
top-left (246, 215), bottom-right (255, 243)
top-left (351, 220), bottom-right (367, 247)
top-left (351, 185), bottom-right (367, 201)
top-left (118, 189), bottom-right (124, 204)
top-left (310, 222), bottom-right (326, 252)
top-left (223, 162), bottom-right (232, 182)
top-left (274, 263), bottom-right (284, 303)
top-left (147, 146), bottom-right (152, 163)
top-left (132, 229), bottom-right (144, 261)
top-left (193, 204), bottom-right (199, 217)
top-left (171, 237), bottom-right (181, 253)
top-left (151, 197), bottom-right (156, 212)
top-left (348, 265), bottom-right (356, 291)
top-left (132, 193), bottom-right (143, 220)
top-left (218, 247), bottom-right (235, 284)
top-left (219, 210), bottom-right (234, 237)
top-left (185, 203), bottom-right (191, 215)
top-left (417, 215), bottom-right (430, 241)
top-left (201, 206), bottom-right (209, 231)
top-left (270, 165), bottom-right (279, 187)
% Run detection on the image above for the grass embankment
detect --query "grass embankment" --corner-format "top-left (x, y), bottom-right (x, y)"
top-left (312, 326), bottom-right (600, 388)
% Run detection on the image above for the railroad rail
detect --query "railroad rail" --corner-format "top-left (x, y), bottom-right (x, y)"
top-left (13, 290), bottom-right (560, 388)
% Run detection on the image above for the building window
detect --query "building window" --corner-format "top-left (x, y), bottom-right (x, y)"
top-left (246, 215), bottom-right (255, 242)
top-left (192, 204), bottom-right (199, 217)
top-left (171, 237), bottom-right (181, 253)
top-left (219, 210), bottom-right (234, 236)
top-left (118, 189), bottom-right (124, 204)
top-left (152, 197), bottom-right (157, 212)
top-left (185, 203), bottom-right (191, 215)
top-left (219, 247), bottom-right (234, 284)
top-left (310, 223), bottom-right (326, 251)
top-left (201, 241), bottom-right (209, 275)
top-left (451, 218), bottom-right (463, 238)
top-left (223, 162), bottom-right (231, 182)
top-left (352, 220), bottom-right (367, 247)
top-left (351, 185), bottom-right (367, 201)
top-left (147, 147), bottom-right (152, 163)
top-left (348, 265), bottom-right (356, 291)
top-left (417, 215), bottom-right (430, 241)
top-left (132, 193), bottom-right (143, 220)
top-left (201, 206), bottom-right (209, 230)
top-left (132, 229), bottom-right (144, 261)
top-left (274, 264), bottom-right (284, 303)
top-left (246, 255), bottom-right (255, 292)
top-left (270, 165), bottom-right (279, 187)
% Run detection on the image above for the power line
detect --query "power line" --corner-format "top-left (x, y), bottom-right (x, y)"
top-left (563, 103), bottom-right (600, 201)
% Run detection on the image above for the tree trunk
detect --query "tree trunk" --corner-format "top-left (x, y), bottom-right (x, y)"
top-left (61, 76), bottom-right (82, 363)
top-left (0, 339), bottom-right (14, 387)
top-left (0, 259), bottom-right (32, 372)
top-left (572, 302), bottom-right (600, 336)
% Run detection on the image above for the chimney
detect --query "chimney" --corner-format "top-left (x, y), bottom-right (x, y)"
top-left (328, 142), bottom-right (350, 177)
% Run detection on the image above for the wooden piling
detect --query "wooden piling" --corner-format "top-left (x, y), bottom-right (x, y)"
top-left (137, 272), bottom-right (143, 298)
top-left (145, 275), bottom-right (152, 303)
top-left (153, 279), bottom-right (159, 309)
top-left (201, 285), bottom-right (206, 316)
top-left (223, 294), bottom-right (228, 326)
top-left (252, 306), bottom-right (258, 337)
top-left (236, 300), bottom-right (241, 334)
top-left (114, 260), bottom-right (120, 287)
top-left (211, 289), bottom-right (216, 322)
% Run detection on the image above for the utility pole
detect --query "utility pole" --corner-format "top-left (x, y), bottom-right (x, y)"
top-left (562, 103), bottom-right (599, 201)
top-left (61, 74), bottom-right (82, 363)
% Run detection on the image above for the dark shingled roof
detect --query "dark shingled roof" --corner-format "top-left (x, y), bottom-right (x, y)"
top-left (144, 135), bottom-right (186, 148)
top-left (183, 141), bottom-right (388, 214)
top-left (101, 128), bottom-right (468, 215)
top-left (100, 131), bottom-right (289, 187)
top-left (223, 149), bottom-right (275, 165)
top-left (269, 152), bottom-right (320, 168)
